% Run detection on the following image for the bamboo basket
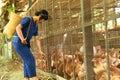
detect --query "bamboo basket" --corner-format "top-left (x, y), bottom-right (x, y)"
top-left (3, 12), bottom-right (22, 39)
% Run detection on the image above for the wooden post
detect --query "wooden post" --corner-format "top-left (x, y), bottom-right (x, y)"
top-left (80, 0), bottom-right (95, 80)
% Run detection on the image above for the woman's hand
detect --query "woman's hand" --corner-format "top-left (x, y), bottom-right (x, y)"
top-left (39, 50), bottom-right (46, 57)
top-left (21, 38), bottom-right (27, 44)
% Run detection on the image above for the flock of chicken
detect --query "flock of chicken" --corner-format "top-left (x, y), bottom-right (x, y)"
top-left (35, 47), bottom-right (120, 80)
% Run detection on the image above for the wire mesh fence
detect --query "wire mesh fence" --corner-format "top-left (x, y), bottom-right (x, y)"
top-left (27, 0), bottom-right (120, 80)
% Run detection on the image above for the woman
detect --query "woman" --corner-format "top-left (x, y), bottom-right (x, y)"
top-left (12, 9), bottom-right (48, 80)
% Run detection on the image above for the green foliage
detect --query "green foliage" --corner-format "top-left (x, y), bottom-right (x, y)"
top-left (0, 33), bottom-right (17, 49)
top-left (6, 6), bottom-right (17, 13)
top-left (0, 43), bottom-right (4, 48)
top-left (0, 33), bottom-right (9, 48)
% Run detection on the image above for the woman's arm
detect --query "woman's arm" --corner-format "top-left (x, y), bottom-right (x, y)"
top-left (34, 36), bottom-right (45, 56)
top-left (16, 24), bottom-right (27, 44)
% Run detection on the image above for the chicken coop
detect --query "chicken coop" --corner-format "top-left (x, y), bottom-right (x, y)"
top-left (1, 0), bottom-right (120, 80)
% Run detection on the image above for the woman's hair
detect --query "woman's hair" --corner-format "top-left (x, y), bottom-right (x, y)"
top-left (35, 9), bottom-right (48, 20)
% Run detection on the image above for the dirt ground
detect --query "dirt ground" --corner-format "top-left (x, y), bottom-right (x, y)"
top-left (0, 56), bottom-right (66, 80)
